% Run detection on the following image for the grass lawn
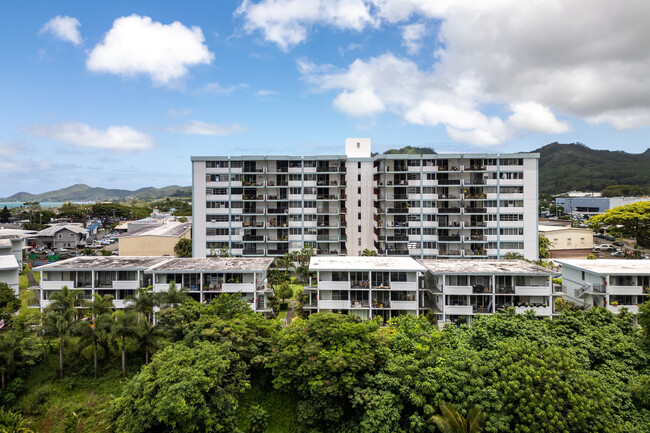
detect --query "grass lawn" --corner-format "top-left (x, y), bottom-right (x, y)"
top-left (289, 284), bottom-right (302, 299)
top-left (277, 310), bottom-right (287, 320)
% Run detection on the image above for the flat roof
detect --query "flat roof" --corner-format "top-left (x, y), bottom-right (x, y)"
top-left (418, 259), bottom-right (558, 275)
top-left (148, 257), bottom-right (274, 272)
top-left (33, 256), bottom-right (273, 273)
top-left (192, 153), bottom-right (539, 161)
top-left (309, 256), bottom-right (427, 272)
top-left (538, 225), bottom-right (592, 233)
top-left (34, 256), bottom-right (170, 271)
top-left (0, 255), bottom-right (19, 271)
top-left (556, 259), bottom-right (650, 275)
top-left (119, 222), bottom-right (191, 238)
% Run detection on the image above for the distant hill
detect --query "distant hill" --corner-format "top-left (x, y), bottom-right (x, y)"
top-left (537, 143), bottom-right (650, 194)
top-left (383, 146), bottom-right (436, 155)
top-left (1, 184), bottom-right (191, 202)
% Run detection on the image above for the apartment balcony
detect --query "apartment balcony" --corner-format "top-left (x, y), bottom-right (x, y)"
top-left (445, 285), bottom-right (473, 295)
top-left (386, 249), bottom-right (409, 255)
top-left (464, 165), bottom-right (487, 171)
top-left (113, 299), bottom-right (129, 309)
top-left (242, 249), bottom-right (266, 256)
top-left (242, 222), bottom-right (265, 228)
top-left (41, 280), bottom-right (75, 290)
top-left (317, 235), bottom-right (340, 241)
top-left (439, 235), bottom-right (461, 242)
top-left (438, 179), bottom-right (461, 185)
top-left (608, 286), bottom-right (644, 296)
top-left (318, 281), bottom-right (351, 290)
top-left (472, 305), bottom-right (492, 314)
top-left (445, 305), bottom-right (473, 315)
top-left (514, 286), bottom-right (550, 296)
top-left (495, 287), bottom-right (516, 294)
top-left (371, 300), bottom-right (391, 308)
top-left (243, 195), bottom-right (264, 200)
top-left (319, 299), bottom-right (349, 309)
top-left (112, 280), bottom-right (140, 290)
top-left (390, 281), bottom-right (417, 291)
top-left (267, 208), bottom-right (288, 214)
top-left (464, 249), bottom-right (487, 257)
top-left (317, 194), bottom-right (339, 200)
top-left (316, 166), bottom-right (340, 172)
top-left (391, 300), bottom-right (418, 310)
top-left (267, 249), bottom-right (289, 255)
top-left (515, 306), bottom-right (551, 316)
top-left (438, 250), bottom-right (462, 257)
top-left (243, 209), bottom-right (264, 215)
top-left (386, 235), bottom-right (408, 242)
top-left (222, 282), bottom-right (255, 293)
top-left (153, 283), bottom-right (170, 292)
top-left (242, 235), bottom-right (265, 241)
top-left (387, 208), bottom-right (409, 214)
top-left (317, 208), bottom-right (339, 214)
top-left (350, 300), bottom-right (371, 308)
top-left (607, 305), bottom-right (639, 314)
top-left (464, 208), bottom-right (487, 214)
top-left (438, 207), bottom-right (461, 214)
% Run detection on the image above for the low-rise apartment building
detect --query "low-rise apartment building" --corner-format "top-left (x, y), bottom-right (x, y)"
top-left (557, 259), bottom-right (650, 314)
top-left (303, 256), bottom-right (428, 321)
top-left (418, 260), bottom-right (558, 325)
top-left (192, 138), bottom-right (539, 261)
top-left (0, 255), bottom-right (19, 295)
top-left (117, 221), bottom-right (192, 256)
top-left (33, 256), bottom-right (274, 314)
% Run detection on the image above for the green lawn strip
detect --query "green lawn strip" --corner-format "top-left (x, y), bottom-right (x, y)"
top-left (289, 284), bottom-right (302, 299)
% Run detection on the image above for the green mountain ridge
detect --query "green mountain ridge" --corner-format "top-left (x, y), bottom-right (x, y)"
top-left (1, 184), bottom-right (191, 202)
top-left (536, 142), bottom-right (650, 194)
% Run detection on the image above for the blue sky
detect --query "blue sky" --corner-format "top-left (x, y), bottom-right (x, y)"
top-left (1, 0), bottom-right (649, 197)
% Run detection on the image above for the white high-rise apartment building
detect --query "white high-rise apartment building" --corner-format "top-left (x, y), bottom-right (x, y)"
top-left (192, 138), bottom-right (539, 260)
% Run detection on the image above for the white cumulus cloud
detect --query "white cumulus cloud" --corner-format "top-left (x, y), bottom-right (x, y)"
top-left (25, 123), bottom-right (155, 151)
top-left (40, 16), bottom-right (82, 45)
top-left (401, 22), bottom-right (426, 54)
top-left (166, 120), bottom-right (245, 136)
top-left (244, 0), bottom-right (650, 142)
top-left (87, 15), bottom-right (214, 86)
top-left (236, 0), bottom-right (378, 51)
top-left (508, 102), bottom-right (570, 134)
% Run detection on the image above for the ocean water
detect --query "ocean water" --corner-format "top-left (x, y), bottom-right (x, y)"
top-left (0, 202), bottom-right (94, 209)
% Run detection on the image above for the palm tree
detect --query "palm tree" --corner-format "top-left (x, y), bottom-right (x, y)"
top-left (46, 286), bottom-right (83, 320)
top-left (125, 287), bottom-right (158, 324)
top-left (504, 252), bottom-right (524, 260)
top-left (0, 332), bottom-right (18, 389)
top-left (111, 310), bottom-right (139, 377)
top-left (361, 248), bottom-right (378, 256)
top-left (73, 314), bottom-right (111, 379)
top-left (431, 402), bottom-right (486, 433)
top-left (136, 320), bottom-right (159, 365)
top-left (42, 312), bottom-right (73, 379)
top-left (85, 293), bottom-right (114, 320)
top-left (160, 281), bottom-right (189, 309)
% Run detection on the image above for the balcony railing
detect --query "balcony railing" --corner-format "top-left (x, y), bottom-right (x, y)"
top-left (438, 208), bottom-right (461, 213)
top-left (439, 235), bottom-right (461, 241)
top-left (464, 208), bottom-right (486, 213)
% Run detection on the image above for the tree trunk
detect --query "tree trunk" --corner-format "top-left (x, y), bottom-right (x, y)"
top-left (94, 347), bottom-right (98, 379)
top-left (1, 370), bottom-right (5, 390)
top-left (59, 339), bottom-right (64, 379)
top-left (121, 337), bottom-right (126, 378)
top-left (145, 348), bottom-right (149, 365)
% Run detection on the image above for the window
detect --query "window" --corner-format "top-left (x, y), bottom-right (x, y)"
top-left (358, 187), bottom-right (361, 194)
top-left (357, 161), bottom-right (361, 168)
top-left (358, 225), bottom-right (361, 232)
top-left (357, 174), bottom-right (361, 182)
top-left (57, 233), bottom-right (63, 239)
top-left (358, 212), bottom-right (361, 220)
top-left (358, 200), bottom-right (361, 207)
top-left (358, 238), bottom-right (362, 246)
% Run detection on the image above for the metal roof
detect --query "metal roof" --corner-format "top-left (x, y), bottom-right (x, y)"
top-left (148, 257), bottom-right (274, 272)
top-left (309, 256), bottom-right (427, 272)
top-left (556, 259), bottom-right (650, 276)
top-left (36, 224), bottom-right (88, 236)
top-left (418, 259), bottom-right (558, 275)
top-left (33, 256), bottom-right (273, 273)
top-left (0, 255), bottom-right (19, 271)
top-left (33, 256), bottom-right (170, 271)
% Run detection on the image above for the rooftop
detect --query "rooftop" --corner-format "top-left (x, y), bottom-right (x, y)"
top-left (309, 256), bottom-right (427, 272)
top-left (418, 259), bottom-right (558, 275)
top-left (148, 257), bottom-right (274, 272)
top-left (32, 256), bottom-right (273, 273)
top-left (37, 224), bottom-right (88, 236)
top-left (556, 259), bottom-right (650, 275)
top-left (538, 224), bottom-right (593, 233)
top-left (0, 255), bottom-right (19, 271)
top-left (119, 222), bottom-right (191, 238)
top-left (34, 256), bottom-right (170, 271)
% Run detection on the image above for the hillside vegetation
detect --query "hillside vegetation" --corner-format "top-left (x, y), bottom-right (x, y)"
top-left (537, 142), bottom-right (650, 194)
top-left (2, 184), bottom-right (191, 202)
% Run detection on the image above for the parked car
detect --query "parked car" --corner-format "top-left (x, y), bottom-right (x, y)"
top-left (605, 235), bottom-right (616, 241)
top-left (595, 244), bottom-right (615, 251)
top-left (613, 241), bottom-right (624, 247)
top-left (611, 250), bottom-right (625, 257)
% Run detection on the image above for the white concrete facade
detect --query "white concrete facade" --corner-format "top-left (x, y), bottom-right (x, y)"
top-left (32, 256), bottom-right (275, 314)
top-left (192, 139), bottom-right (540, 260)
top-left (0, 255), bottom-right (19, 295)
top-left (418, 259), bottom-right (558, 325)
top-left (557, 259), bottom-right (650, 313)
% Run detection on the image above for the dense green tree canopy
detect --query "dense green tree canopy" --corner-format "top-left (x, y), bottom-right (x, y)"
top-left (589, 201), bottom-right (650, 247)
top-left (112, 341), bottom-right (249, 433)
